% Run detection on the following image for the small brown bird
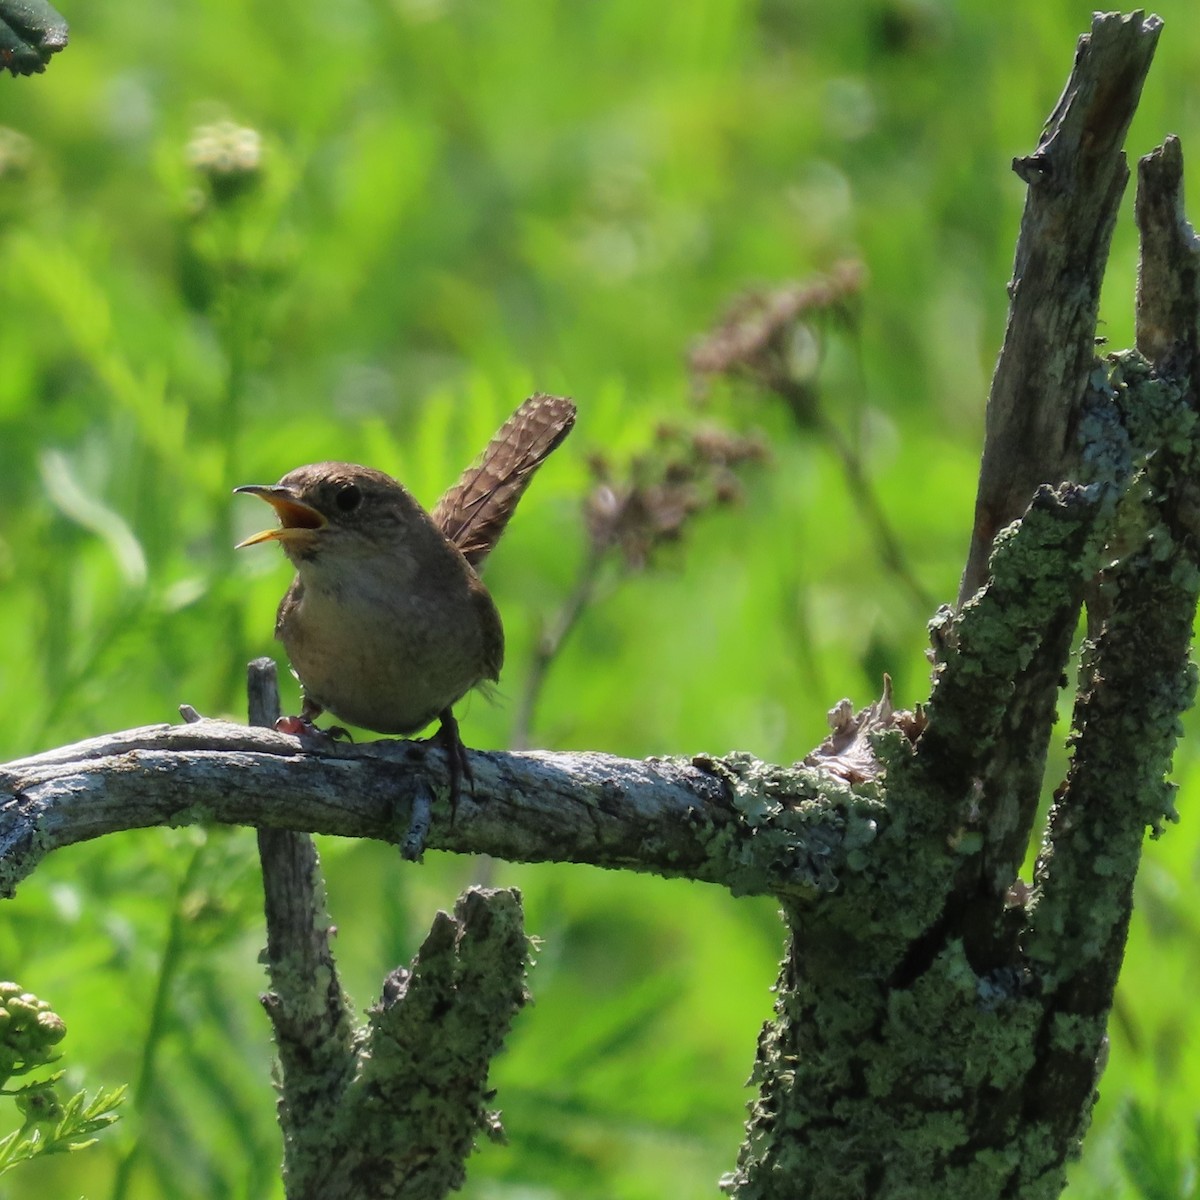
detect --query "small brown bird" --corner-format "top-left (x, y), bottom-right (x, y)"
top-left (235, 393), bottom-right (576, 791)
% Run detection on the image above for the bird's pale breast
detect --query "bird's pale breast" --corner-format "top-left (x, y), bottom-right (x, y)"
top-left (278, 541), bottom-right (502, 735)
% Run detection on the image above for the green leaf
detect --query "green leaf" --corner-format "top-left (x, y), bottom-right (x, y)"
top-left (1117, 1101), bottom-right (1193, 1200)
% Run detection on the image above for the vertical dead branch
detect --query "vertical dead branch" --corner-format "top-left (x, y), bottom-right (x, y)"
top-left (1021, 133), bottom-right (1200, 1170)
top-left (251, 659), bottom-right (357, 1194)
top-left (960, 12), bottom-right (1162, 603)
top-left (1136, 135), bottom-right (1200, 377)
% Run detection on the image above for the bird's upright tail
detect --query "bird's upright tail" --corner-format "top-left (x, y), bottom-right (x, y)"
top-left (432, 393), bottom-right (577, 570)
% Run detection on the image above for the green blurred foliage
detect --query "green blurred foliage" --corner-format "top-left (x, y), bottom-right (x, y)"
top-left (1, 1), bottom-right (1199, 1196)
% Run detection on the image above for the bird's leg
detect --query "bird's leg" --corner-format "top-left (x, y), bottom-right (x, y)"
top-left (433, 708), bottom-right (473, 823)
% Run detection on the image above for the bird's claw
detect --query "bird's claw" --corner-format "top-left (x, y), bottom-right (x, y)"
top-left (274, 715), bottom-right (352, 742)
top-left (275, 715), bottom-right (314, 737)
top-left (432, 709), bottom-right (473, 824)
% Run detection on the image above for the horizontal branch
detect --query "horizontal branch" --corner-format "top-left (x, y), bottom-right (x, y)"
top-left (0, 721), bottom-right (880, 901)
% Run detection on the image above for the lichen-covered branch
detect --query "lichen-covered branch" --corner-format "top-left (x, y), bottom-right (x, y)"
top-left (296, 887), bottom-right (528, 1200)
top-left (725, 360), bottom-right (1200, 1200)
top-left (0, 0), bottom-right (68, 75)
top-left (1019, 141), bottom-right (1200, 1175)
top-left (722, 475), bottom-right (1126, 1200)
top-left (726, 17), bottom-right (1200, 1200)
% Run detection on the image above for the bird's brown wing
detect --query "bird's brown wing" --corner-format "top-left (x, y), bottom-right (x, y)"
top-left (431, 393), bottom-right (576, 570)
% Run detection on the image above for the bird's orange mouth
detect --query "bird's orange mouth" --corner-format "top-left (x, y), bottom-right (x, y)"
top-left (233, 485), bottom-right (327, 548)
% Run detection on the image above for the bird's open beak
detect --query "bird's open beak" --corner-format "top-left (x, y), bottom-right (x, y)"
top-left (233, 485), bottom-right (327, 548)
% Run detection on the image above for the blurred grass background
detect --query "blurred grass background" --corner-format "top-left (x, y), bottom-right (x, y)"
top-left (1, 1), bottom-right (1199, 1196)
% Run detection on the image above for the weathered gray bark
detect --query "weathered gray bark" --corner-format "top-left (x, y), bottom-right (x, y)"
top-left (0, 722), bottom-right (871, 901)
top-left (1, 11), bottom-right (1197, 1200)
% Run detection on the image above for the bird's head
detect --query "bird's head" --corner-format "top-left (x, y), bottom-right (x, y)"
top-left (235, 463), bottom-right (421, 564)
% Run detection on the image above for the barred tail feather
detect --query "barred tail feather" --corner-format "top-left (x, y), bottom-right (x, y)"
top-left (432, 393), bottom-right (576, 569)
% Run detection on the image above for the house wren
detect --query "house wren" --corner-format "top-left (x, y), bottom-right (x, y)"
top-left (234, 393), bottom-right (576, 789)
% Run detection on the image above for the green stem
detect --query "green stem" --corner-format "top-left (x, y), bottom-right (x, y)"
top-left (108, 839), bottom-right (209, 1200)
top-left (509, 540), bottom-right (607, 751)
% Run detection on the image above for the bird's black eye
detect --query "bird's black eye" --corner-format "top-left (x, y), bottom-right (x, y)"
top-left (335, 483), bottom-right (362, 513)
